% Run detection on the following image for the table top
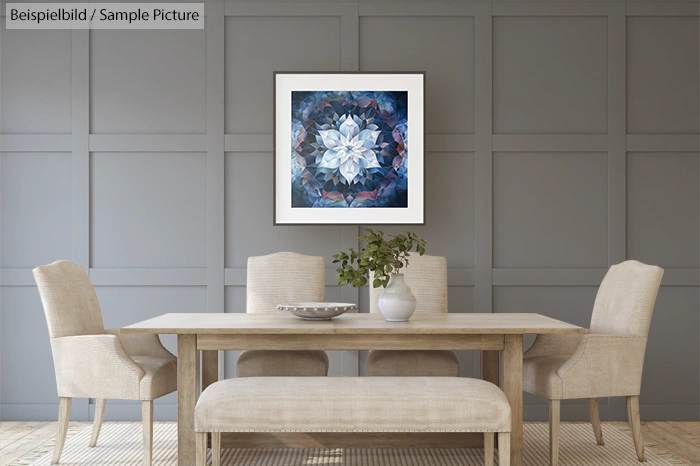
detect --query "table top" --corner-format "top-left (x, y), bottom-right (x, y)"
top-left (121, 312), bottom-right (586, 335)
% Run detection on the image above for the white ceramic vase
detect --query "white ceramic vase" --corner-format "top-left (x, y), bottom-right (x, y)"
top-left (378, 273), bottom-right (417, 322)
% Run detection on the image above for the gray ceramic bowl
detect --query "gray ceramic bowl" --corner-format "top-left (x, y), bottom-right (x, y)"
top-left (277, 302), bottom-right (357, 320)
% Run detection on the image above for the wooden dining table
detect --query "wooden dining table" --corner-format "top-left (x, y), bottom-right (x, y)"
top-left (122, 312), bottom-right (585, 466)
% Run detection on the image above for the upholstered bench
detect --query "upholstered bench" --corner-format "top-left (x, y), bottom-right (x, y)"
top-left (195, 377), bottom-right (511, 466)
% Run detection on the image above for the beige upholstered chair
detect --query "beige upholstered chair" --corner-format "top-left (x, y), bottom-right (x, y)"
top-left (33, 260), bottom-right (177, 466)
top-left (523, 260), bottom-right (664, 466)
top-left (367, 255), bottom-right (459, 376)
top-left (236, 252), bottom-right (329, 377)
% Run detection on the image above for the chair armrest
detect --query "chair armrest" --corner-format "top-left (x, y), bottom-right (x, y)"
top-left (105, 328), bottom-right (176, 361)
top-left (524, 333), bottom-right (586, 358)
top-left (557, 334), bottom-right (648, 398)
top-left (50, 334), bottom-right (144, 400)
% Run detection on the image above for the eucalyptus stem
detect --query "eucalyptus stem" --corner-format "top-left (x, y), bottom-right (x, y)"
top-left (332, 229), bottom-right (427, 288)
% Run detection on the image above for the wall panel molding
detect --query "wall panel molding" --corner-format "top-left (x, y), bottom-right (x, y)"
top-left (474, 2), bottom-right (493, 315)
top-left (626, 2), bottom-right (699, 16)
top-left (89, 135), bottom-right (207, 152)
top-left (225, 2), bottom-right (341, 16)
top-left (626, 135), bottom-right (700, 152)
top-left (493, 2), bottom-right (609, 17)
top-left (207, 2), bottom-right (226, 317)
top-left (492, 135), bottom-right (608, 152)
top-left (0, 135), bottom-right (71, 152)
top-left (359, 2), bottom-right (478, 17)
top-left (89, 268), bottom-right (208, 286)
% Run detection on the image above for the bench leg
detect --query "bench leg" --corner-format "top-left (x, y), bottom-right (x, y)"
top-left (498, 433), bottom-right (510, 466)
top-left (484, 432), bottom-right (494, 466)
top-left (212, 432), bottom-right (221, 466)
top-left (196, 432), bottom-right (208, 466)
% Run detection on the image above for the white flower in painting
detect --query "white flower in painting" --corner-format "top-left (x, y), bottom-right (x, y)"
top-left (317, 115), bottom-right (381, 185)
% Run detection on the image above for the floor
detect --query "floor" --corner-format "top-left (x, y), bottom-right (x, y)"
top-left (0, 421), bottom-right (698, 466)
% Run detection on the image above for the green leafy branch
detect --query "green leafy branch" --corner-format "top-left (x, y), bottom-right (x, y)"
top-left (332, 228), bottom-right (427, 288)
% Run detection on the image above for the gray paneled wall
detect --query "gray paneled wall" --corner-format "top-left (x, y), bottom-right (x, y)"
top-left (0, 1), bottom-right (698, 423)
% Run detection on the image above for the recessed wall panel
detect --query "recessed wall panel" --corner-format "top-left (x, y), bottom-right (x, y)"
top-left (365, 153), bottom-right (474, 268)
top-left (90, 152), bottom-right (207, 268)
top-left (493, 17), bottom-right (608, 134)
top-left (494, 286), bottom-right (597, 327)
top-left (0, 23), bottom-right (72, 134)
top-left (359, 16), bottom-right (475, 134)
top-left (627, 152), bottom-right (699, 268)
top-left (90, 29), bottom-right (207, 133)
top-left (1, 153), bottom-right (72, 268)
top-left (627, 17), bottom-right (699, 134)
top-left (0, 287), bottom-right (58, 405)
top-left (641, 286), bottom-right (699, 414)
top-left (225, 152), bottom-right (342, 268)
top-left (493, 152), bottom-right (608, 268)
top-left (225, 17), bottom-right (342, 134)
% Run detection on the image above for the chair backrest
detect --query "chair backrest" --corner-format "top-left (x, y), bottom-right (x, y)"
top-left (369, 254), bottom-right (448, 314)
top-left (246, 252), bottom-right (325, 313)
top-left (589, 260), bottom-right (664, 337)
top-left (33, 260), bottom-right (105, 338)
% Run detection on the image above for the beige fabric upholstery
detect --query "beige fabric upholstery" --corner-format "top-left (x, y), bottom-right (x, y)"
top-left (236, 350), bottom-right (329, 377)
top-left (366, 350), bottom-right (460, 377)
top-left (195, 377), bottom-right (511, 433)
top-left (589, 261), bottom-right (663, 337)
top-left (132, 356), bottom-right (178, 400)
top-left (246, 252), bottom-right (325, 314)
top-left (50, 334), bottom-right (144, 400)
top-left (522, 333), bottom-right (585, 358)
top-left (238, 252), bottom-right (329, 377)
top-left (33, 260), bottom-right (177, 401)
top-left (523, 260), bottom-right (663, 400)
top-left (367, 255), bottom-right (458, 377)
top-left (34, 260), bottom-right (104, 338)
top-left (105, 328), bottom-right (177, 360)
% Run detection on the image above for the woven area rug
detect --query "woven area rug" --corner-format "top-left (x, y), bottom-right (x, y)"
top-left (11, 422), bottom-right (688, 466)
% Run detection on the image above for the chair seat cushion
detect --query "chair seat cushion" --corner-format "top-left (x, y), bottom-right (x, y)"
top-left (523, 355), bottom-right (569, 399)
top-left (236, 350), bottom-right (329, 377)
top-left (132, 356), bottom-right (177, 400)
top-left (367, 350), bottom-right (459, 377)
top-left (195, 377), bottom-right (511, 433)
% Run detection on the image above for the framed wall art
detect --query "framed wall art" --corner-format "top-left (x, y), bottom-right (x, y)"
top-left (274, 72), bottom-right (425, 225)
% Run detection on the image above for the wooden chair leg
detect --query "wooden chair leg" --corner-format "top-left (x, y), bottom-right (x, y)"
top-left (627, 396), bottom-right (646, 462)
top-left (196, 432), bottom-right (208, 466)
top-left (52, 397), bottom-right (71, 464)
top-left (498, 432), bottom-right (510, 466)
top-left (142, 400), bottom-right (153, 466)
top-left (588, 398), bottom-right (605, 446)
top-left (484, 432), bottom-right (494, 466)
top-left (89, 399), bottom-right (106, 447)
top-left (549, 399), bottom-right (560, 466)
top-left (212, 432), bottom-right (221, 466)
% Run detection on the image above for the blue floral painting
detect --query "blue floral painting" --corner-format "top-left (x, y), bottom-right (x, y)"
top-left (291, 91), bottom-right (408, 208)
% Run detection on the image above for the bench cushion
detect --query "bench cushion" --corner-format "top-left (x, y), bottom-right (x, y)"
top-left (195, 377), bottom-right (511, 433)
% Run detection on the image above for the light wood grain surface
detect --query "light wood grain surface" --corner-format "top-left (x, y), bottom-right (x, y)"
top-left (196, 333), bottom-right (506, 351)
top-left (122, 312), bottom-right (586, 335)
top-left (122, 312), bottom-right (584, 466)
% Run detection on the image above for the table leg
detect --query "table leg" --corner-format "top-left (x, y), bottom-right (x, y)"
top-left (481, 350), bottom-right (500, 386)
top-left (202, 350), bottom-right (219, 392)
top-left (503, 334), bottom-right (523, 466)
top-left (178, 334), bottom-right (198, 466)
